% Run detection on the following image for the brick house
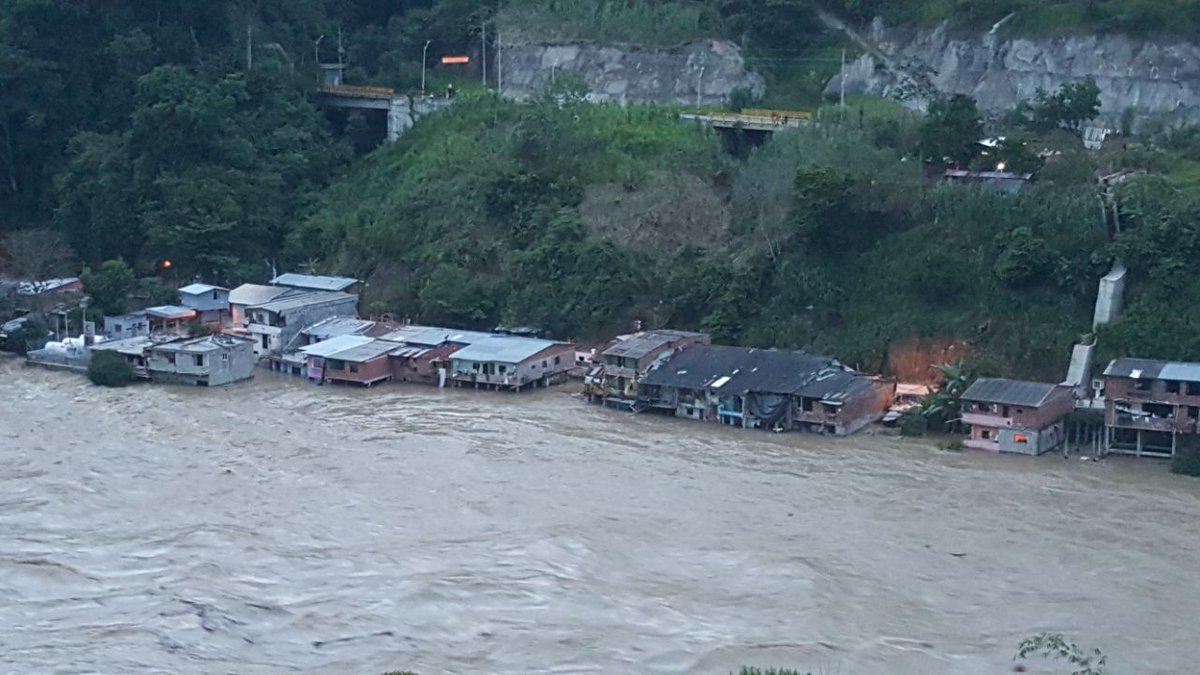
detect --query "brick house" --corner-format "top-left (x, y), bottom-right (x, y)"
top-left (586, 329), bottom-right (709, 407)
top-left (1102, 358), bottom-right (1200, 458)
top-left (637, 345), bottom-right (893, 435)
top-left (960, 378), bottom-right (1074, 455)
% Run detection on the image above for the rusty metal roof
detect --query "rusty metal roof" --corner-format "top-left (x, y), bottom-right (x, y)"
top-left (602, 330), bottom-right (708, 360)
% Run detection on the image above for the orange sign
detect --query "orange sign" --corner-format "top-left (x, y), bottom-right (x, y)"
top-left (441, 55), bottom-right (470, 64)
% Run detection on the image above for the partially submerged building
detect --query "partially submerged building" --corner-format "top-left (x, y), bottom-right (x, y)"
top-left (103, 312), bottom-right (151, 340)
top-left (1103, 358), bottom-right (1200, 458)
top-left (637, 345), bottom-right (892, 434)
top-left (87, 336), bottom-right (156, 378)
top-left (449, 336), bottom-right (575, 390)
top-left (377, 325), bottom-right (493, 385)
top-left (228, 283), bottom-right (292, 331)
top-left (586, 329), bottom-right (709, 408)
top-left (320, 339), bottom-right (398, 386)
top-left (959, 378), bottom-right (1074, 455)
top-left (145, 335), bottom-right (257, 386)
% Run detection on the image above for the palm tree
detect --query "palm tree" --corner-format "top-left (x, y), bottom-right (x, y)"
top-left (921, 362), bottom-right (970, 432)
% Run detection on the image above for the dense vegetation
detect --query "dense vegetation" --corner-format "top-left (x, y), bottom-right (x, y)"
top-left (87, 349), bottom-right (133, 387)
top-left (4, 0), bottom-right (1200, 381)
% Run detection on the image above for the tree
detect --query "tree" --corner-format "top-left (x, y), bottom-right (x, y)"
top-left (994, 226), bottom-right (1051, 287)
top-left (87, 349), bottom-right (134, 387)
top-left (80, 258), bottom-right (135, 316)
top-left (920, 94), bottom-right (982, 166)
top-left (1015, 633), bottom-right (1107, 675)
top-left (1020, 79), bottom-right (1102, 132)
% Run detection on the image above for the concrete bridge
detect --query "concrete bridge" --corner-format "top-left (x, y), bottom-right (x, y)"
top-left (316, 83), bottom-right (454, 141)
top-left (679, 109), bottom-right (811, 133)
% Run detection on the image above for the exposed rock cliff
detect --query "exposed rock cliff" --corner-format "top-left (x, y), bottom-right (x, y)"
top-left (498, 39), bottom-right (763, 106)
top-left (830, 21), bottom-right (1200, 127)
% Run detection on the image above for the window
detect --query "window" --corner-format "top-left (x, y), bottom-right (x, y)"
top-left (1002, 406), bottom-right (1010, 417)
top-left (1167, 380), bottom-right (1182, 394)
top-left (498, 364), bottom-right (507, 374)
top-left (542, 360), bottom-right (548, 368)
top-left (113, 323), bottom-right (122, 332)
top-left (554, 355), bottom-right (561, 365)
top-left (222, 352), bottom-right (229, 362)
top-left (193, 355), bottom-right (204, 367)
top-left (802, 398), bottom-right (814, 412)
top-left (1190, 407), bottom-right (1199, 420)
top-left (212, 290), bottom-right (219, 300)
top-left (165, 353), bottom-right (176, 365)
top-left (1134, 379), bottom-right (1152, 392)
top-left (1189, 382), bottom-right (1200, 396)
top-left (472, 362), bottom-right (481, 371)
top-left (1013, 434), bottom-right (1029, 443)
top-left (981, 429), bottom-right (991, 440)
top-left (349, 363), bottom-right (359, 373)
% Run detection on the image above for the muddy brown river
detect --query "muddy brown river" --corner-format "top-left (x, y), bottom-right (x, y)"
top-left (2, 358), bottom-right (1199, 674)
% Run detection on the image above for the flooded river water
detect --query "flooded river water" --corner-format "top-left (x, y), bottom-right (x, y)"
top-left (2, 357), bottom-right (1199, 674)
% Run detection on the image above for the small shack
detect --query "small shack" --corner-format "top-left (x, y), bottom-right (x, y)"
top-left (321, 339), bottom-right (397, 386)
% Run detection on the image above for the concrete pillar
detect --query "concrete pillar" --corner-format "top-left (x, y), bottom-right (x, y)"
top-left (1136, 429), bottom-right (1143, 457)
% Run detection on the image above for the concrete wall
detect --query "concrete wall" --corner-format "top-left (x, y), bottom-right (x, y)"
top-left (146, 341), bottom-right (256, 386)
top-left (1093, 265), bottom-right (1127, 328)
top-left (249, 297), bottom-right (358, 356)
top-left (499, 39), bottom-right (764, 106)
top-left (452, 345), bottom-right (575, 387)
top-left (831, 21), bottom-right (1200, 127)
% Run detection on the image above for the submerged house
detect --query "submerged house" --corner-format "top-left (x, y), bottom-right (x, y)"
top-left (243, 290), bottom-right (358, 357)
top-left (637, 345), bottom-right (893, 434)
top-left (145, 335), bottom-right (257, 386)
top-left (449, 336), bottom-right (575, 390)
top-left (87, 336), bottom-right (156, 378)
top-left (1102, 358), bottom-right (1200, 458)
top-left (959, 378), bottom-right (1074, 455)
top-left (377, 325), bottom-right (494, 385)
top-left (178, 283), bottom-right (230, 325)
top-left (299, 316), bottom-right (375, 346)
top-left (586, 329), bottom-right (710, 408)
top-left (319, 339), bottom-right (397, 386)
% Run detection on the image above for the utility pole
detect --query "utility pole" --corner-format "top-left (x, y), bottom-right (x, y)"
top-left (422, 40), bottom-right (431, 94)
top-left (246, 24), bottom-right (253, 71)
top-left (497, 28), bottom-right (503, 94)
top-left (840, 48), bottom-right (847, 108)
top-left (481, 19), bottom-right (487, 87)
top-left (696, 65), bottom-right (705, 110)
top-left (314, 35), bottom-right (324, 83)
top-left (337, 26), bottom-right (344, 69)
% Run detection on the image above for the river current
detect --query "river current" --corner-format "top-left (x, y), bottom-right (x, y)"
top-left (2, 357), bottom-right (1198, 674)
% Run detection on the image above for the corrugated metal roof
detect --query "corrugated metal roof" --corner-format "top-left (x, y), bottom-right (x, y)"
top-left (90, 336), bottom-right (156, 355)
top-left (325, 339), bottom-right (397, 363)
top-left (1105, 358), bottom-right (1200, 383)
top-left (229, 283), bottom-right (290, 306)
top-left (143, 305), bottom-right (197, 320)
top-left (252, 291), bottom-right (355, 314)
top-left (449, 336), bottom-right (566, 364)
top-left (960, 378), bottom-right (1061, 407)
top-left (389, 345), bottom-right (432, 359)
top-left (301, 316), bottom-right (374, 340)
top-left (150, 334), bottom-right (254, 353)
top-left (299, 334), bottom-right (373, 358)
top-left (270, 273), bottom-right (358, 292)
top-left (178, 283), bottom-right (228, 295)
top-left (378, 325), bottom-right (494, 347)
top-left (640, 345), bottom-right (840, 395)
top-left (602, 330), bottom-right (708, 360)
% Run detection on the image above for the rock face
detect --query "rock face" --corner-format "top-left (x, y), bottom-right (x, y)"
top-left (499, 40), bottom-right (764, 106)
top-left (831, 21), bottom-right (1200, 126)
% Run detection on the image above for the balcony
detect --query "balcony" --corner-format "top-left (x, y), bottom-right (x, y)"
top-left (1112, 413), bottom-right (1177, 433)
top-left (962, 412), bottom-right (1012, 428)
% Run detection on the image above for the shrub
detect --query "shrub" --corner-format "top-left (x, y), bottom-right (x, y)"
top-left (87, 350), bottom-right (134, 387)
top-left (2, 317), bottom-right (49, 355)
top-left (899, 410), bottom-right (928, 437)
top-left (1171, 436), bottom-right (1200, 477)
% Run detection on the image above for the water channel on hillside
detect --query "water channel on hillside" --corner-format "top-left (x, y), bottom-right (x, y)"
top-left (1, 357), bottom-right (1198, 674)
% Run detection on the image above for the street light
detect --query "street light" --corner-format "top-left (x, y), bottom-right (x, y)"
top-left (421, 40), bottom-right (432, 94)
